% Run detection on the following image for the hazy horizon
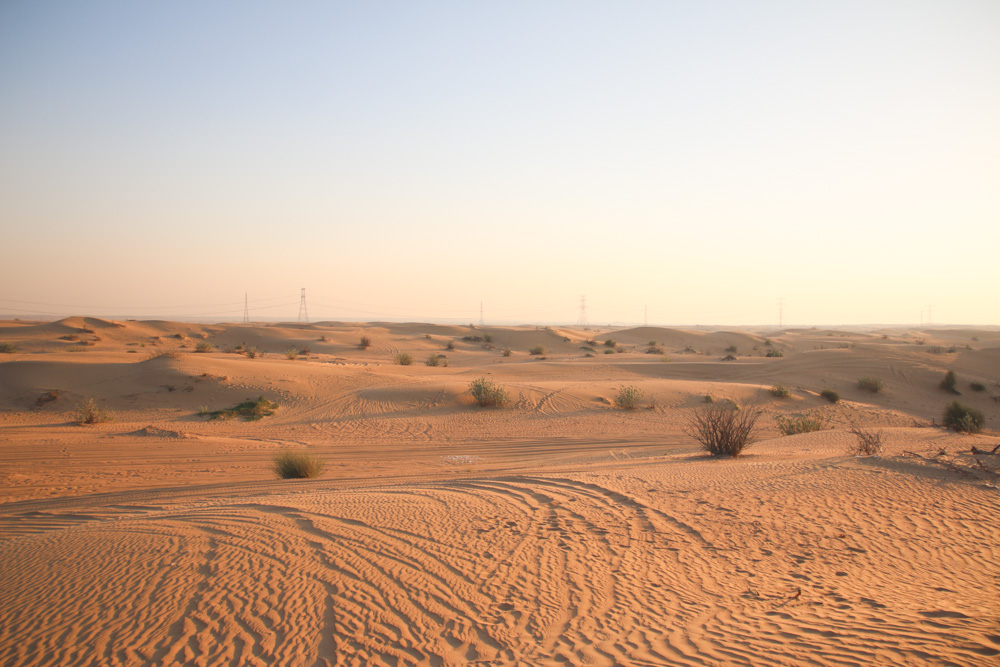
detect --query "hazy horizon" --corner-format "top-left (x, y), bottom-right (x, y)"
top-left (2, 1), bottom-right (998, 326)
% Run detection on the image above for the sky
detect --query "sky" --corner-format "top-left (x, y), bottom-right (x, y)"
top-left (1, 1), bottom-right (998, 326)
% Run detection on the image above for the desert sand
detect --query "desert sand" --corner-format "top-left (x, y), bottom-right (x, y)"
top-left (1, 317), bottom-right (998, 666)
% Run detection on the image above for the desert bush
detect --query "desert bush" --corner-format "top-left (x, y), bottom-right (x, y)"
top-left (765, 348), bottom-right (784, 358)
top-left (604, 339), bottom-right (616, 348)
top-left (820, 389), bottom-right (840, 403)
top-left (848, 422), bottom-right (884, 456)
top-left (394, 352), bottom-right (414, 366)
top-left (685, 401), bottom-right (762, 457)
top-left (775, 412), bottom-right (828, 436)
top-left (770, 384), bottom-right (791, 398)
top-left (426, 354), bottom-right (448, 367)
top-left (614, 385), bottom-right (643, 410)
top-left (359, 335), bottom-right (371, 349)
top-left (273, 450), bottom-right (324, 479)
top-left (299, 346), bottom-right (310, 355)
top-left (502, 348), bottom-right (512, 357)
top-left (245, 346), bottom-right (260, 359)
top-left (529, 344), bottom-right (546, 356)
top-left (194, 341), bottom-right (213, 353)
top-left (857, 376), bottom-right (884, 393)
top-left (469, 377), bottom-right (509, 407)
top-left (970, 382), bottom-right (986, 392)
top-left (204, 396), bottom-right (278, 421)
top-left (939, 370), bottom-right (959, 394)
top-left (704, 394), bottom-right (715, 403)
top-left (75, 397), bottom-right (113, 424)
top-left (0, 342), bottom-right (16, 353)
top-left (726, 345), bottom-right (738, 354)
top-left (36, 390), bottom-right (60, 406)
top-left (484, 333), bottom-right (493, 343)
top-left (645, 344), bottom-right (664, 354)
top-left (603, 348), bottom-right (614, 355)
top-left (284, 347), bottom-right (299, 360)
top-left (942, 401), bottom-right (984, 434)
top-left (722, 354), bottom-right (737, 361)
top-left (446, 340), bottom-right (456, 351)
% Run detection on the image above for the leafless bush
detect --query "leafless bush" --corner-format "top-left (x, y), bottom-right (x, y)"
top-left (685, 401), bottom-right (763, 457)
top-left (848, 421), bottom-right (884, 456)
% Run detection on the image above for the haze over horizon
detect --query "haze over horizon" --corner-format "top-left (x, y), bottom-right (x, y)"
top-left (2, 1), bottom-right (998, 326)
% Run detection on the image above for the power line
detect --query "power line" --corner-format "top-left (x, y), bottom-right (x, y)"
top-left (298, 288), bottom-right (309, 323)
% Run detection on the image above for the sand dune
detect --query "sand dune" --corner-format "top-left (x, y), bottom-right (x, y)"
top-left (1, 319), bottom-right (999, 665)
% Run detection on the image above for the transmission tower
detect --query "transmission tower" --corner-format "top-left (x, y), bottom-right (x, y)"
top-left (243, 292), bottom-right (249, 324)
top-left (298, 288), bottom-right (309, 322)
top-left (577, 295), bottom-right (588, 327)
top-left (479, 301), bottom-right (485, 326)
top-left (926, 304), bottom-right (933, 325)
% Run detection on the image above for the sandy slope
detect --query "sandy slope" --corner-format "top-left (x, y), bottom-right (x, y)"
top-left (1, 319), bottom-right (999, 666)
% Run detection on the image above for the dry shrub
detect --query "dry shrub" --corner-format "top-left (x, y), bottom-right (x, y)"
top-left (857, 376), bottom-right (884, 393)
top-left (529, 344), bottom-right (546, 355)
top-left (942, 401), bottom-right (984, 434)
top-left (273, 450), bottom-right (324, 479)
top-left (359, 335), bottom-right (371, 349)
top-left (770, 384), bottom-right (791, 398)
top-left (285, 346), bottom-right (299, 360)
top-left (194, 341), bottom-right (213, 353)
top-left (685, 401), bottom-right (762, 457)
top-left (820, 389), bottom-right (840, 403)
top-left (848, 421), bottom-right (884, 456)
top-left (75, 397), bottom-right (113, 424)
top-left (394, 352), bottom-right (413, 366)
top-left (775, 412), bottom-right (828, 435)
top-left (426, 354), bottom-right (448, 367)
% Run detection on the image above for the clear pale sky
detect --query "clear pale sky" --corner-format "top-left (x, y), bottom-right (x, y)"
top-left (1, 1), bottom-right (997, 325)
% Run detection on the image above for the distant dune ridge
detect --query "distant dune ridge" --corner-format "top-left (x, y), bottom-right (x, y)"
top-left (1, 318), bottom-right (999, 666)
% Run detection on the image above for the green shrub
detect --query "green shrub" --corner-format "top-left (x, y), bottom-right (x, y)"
top-left (942, 401), bottom-right (984, 433)
top-left (469, 377), bottom-right (509, 407)
top-left (614, 385), bottom-right (643, 410)
top-left (775, 412), bottom-right (828, 435)
top-left (820, 389), bottom-right (840, 403)
top-left (394, 352), bottom-right (413, 366)
top-left (857, 376), bottom-right (884, 393)
top-left (529, 344), bottom-right (546, 355)
top-left (74, 397), bottom-right (113, 424)
top-left (770, 384), bottom-right (791, 398)
top-left (970, 382), bottom-right (986, 392)
top-left (704, 394), bottom-right (715, 403)
top-left (204, 396), bottom-right (278, 421)
top-left (0, 342), bottom-right (16, 353)
top-left (194, 341), bottom-right (213, 353)
top-left (273, 450), bottom-right (324, 479)
top-left (284, 347), bottom-right (299, 360)
top-left (685, 401), bottom-right (762, 457)
top-left (359, 335), bottom-right (372, 349)
top-left (765, 348), bottom-right (784, 358)
top-left (939, 370), bottom-right (959, 394)
top-left (603, 348), bottom-right (614, 355)
top-left (604, 339), bottom-right (616, 348)
top-left (426, 354), bottom-right (448, 367)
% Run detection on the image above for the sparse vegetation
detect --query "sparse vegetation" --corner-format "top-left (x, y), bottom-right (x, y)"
top-left (469, 377), bottom-right (509, 407)
top-left (645, 343), bottom-right (664, 354)
top-left (775, 412), bottom-right (828, 436)
top-left (704, 394), bottom-right (715, 403)
top-left (0, 342), bottom-right (16, 353)
top-left (359, 335), bottom-right (372, 349)
top-left (502, 348), bottom-right (512, 357)
top-left (857, 376), bottom-right (884, 393)
top-left (604, 339), bottom-right (616, 348)
top-left (765, 348), bottom-right (784, 358)
top-left (939, 370), bottom-right (959, 394)
top-left (36, 390), bottom-right (60, 407)
top-left (820, 389), bottom-right (840, 403)
top-left (614, 385), bottom-right (643, 410)
top-left (685, 401), bottom-right (763, 458)
top-left (245, 346), bottom-right (260, 359)
top-left (194, 341), bottom-right (213, 353)
top-left (603, 348), bottom-right (614, 355)
top-left (446, 340), bottom-right (456, 351)
top-left (942, 401), bottom-right (984, 434)
top-left (74, 397), bottom-right (113, 424)
top-left (726, 345), bottom-right (738, 353)
top-left (426, 354), bottom-right (448, 367)
top-left (284, 347), bottom-right (299, 360)
top-left (848, 422), bottom-right (884, 456)
top-left (273, 450), bottom-right (324, 479)
top-left (970, 382), bottom-right (986, 392)
top-left (483, 333), bottom-right (493, 343)
top-left (394, 352), bottom-right (414, 366)
top-left (204, 396), bottom-right (278, 421)
top-left (529, 344), bottom-right (546, 356)
top-left (770, 384), bottom-right (791, 398)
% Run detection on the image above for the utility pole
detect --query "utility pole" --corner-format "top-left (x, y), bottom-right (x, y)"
top-left (243, 293), bottom-right (249, 324)
top-left (298, 288), bottom-right (309, 323)
top-left (577, 295), bottom-right (588, 327)
top-left (479, 301), bottom-right (485, 326)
